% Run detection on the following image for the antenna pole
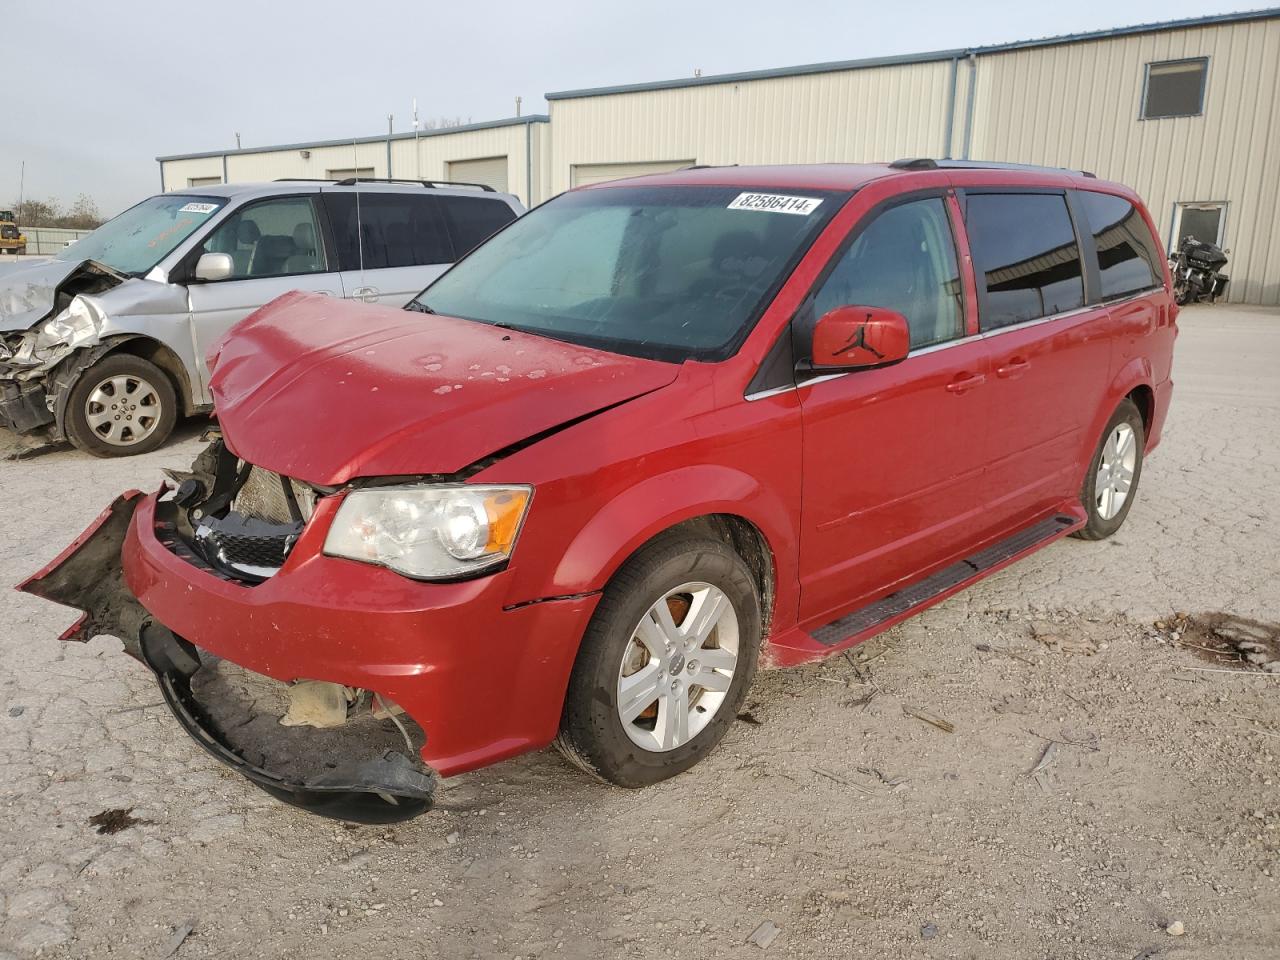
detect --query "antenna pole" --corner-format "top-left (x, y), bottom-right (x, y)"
top-left (413, 98), bottom-right (421, 180)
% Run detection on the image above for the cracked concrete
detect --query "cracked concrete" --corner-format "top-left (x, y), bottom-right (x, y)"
top-left (1, 305), bottom-right (1277, 958)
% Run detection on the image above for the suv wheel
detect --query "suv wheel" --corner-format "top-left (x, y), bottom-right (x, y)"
top-left (1073, 398), bottom-right (1145, 541)
top-left (556, 533), bottom-right (761, 787)
top-left (65, 354), bottom-right (178, 457)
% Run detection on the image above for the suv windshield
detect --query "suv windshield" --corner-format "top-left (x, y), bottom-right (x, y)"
top-left (412, 184), bottom-right (842, 361)
top-left (55, 194), bottom-right (226, 275)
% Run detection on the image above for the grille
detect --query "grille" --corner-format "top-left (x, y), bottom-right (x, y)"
top-left (233, 466), bottom-right (315, 523)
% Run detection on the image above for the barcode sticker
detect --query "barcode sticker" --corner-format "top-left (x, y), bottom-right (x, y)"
top-left (727, 193), bottom-right (822, 215)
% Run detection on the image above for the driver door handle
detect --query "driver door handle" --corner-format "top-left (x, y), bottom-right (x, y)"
top-left (945, 372), bottom-right (987, 394)
top-left (351, 286), bottom-right (379, 303)
top-left (996, 357), bottom-right (1031, 379)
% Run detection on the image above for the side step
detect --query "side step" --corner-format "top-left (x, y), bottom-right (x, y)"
top-left (812, 514), bottom-right (1077, 648)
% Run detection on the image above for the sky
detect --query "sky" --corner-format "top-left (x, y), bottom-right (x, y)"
top-left (4, 0), bottom-right (1260, 217)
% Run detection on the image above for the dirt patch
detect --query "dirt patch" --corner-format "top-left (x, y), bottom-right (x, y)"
top-left (1152, 612), bottom-right (1280, 671)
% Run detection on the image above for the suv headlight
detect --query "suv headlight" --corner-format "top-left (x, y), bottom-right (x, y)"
top-left (324, 484), bottom-right (532, 580)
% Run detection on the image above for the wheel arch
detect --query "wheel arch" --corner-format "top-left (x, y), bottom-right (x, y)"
top-left (51, 335), bottom-right (196, 438)
top-left (542, 465), bottom-right (794, 635)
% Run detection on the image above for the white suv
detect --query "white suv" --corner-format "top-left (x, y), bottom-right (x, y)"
top-left (0, 179), bottom-right (524, 455)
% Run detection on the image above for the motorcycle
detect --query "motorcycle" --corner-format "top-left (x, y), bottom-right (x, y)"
top-left (1169, 235), bottom-right (1229, 305)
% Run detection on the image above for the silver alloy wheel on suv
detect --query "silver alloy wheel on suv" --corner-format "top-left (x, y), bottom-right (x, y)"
top-left (84, 373), bottom-right (163, 447)
top-left (616, 582), bottom-right (740, 752)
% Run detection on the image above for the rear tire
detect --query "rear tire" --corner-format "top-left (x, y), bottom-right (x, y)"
top-left (1073, 398), bottom-right (1145, 541)
top-left (65, 354), bottom-right (178, 457)
top-left (556, 532), bottom-right (761, 788)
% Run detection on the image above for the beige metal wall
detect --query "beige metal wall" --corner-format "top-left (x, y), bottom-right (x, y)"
top-left (547, 59), bottom-right (957, 195)
top-left (161, 123), bottom-right (548, 206)
top-left (968, 19), bottom-right (1280, 304)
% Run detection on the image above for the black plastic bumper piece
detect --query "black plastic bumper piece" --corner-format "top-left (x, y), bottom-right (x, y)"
top-left (138, 624), bottom-right (436, 823)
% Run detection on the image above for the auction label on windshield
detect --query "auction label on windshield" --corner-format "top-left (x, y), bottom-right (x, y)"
top-left (179, 202), bottom-right (219, 215)
top-left (728, 193), bottom-right (822, 215)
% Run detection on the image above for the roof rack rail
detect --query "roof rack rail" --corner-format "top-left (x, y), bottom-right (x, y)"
top-left (888, 158), bottom-right (1096, 178)
top-left (273, 177), bottom-right (498, 191)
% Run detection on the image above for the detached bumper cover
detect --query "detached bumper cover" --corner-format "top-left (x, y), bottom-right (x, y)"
top-left (18, 493), bottom-right (435, 822)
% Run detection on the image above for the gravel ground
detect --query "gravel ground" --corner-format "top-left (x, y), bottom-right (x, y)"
top-left (1, 305), bottom-right (1277, 959)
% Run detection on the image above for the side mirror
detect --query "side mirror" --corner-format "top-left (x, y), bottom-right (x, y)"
top-left (810, 305), bottom-right (910, 370)
top-left (194, 252), bottom-right (234, 282)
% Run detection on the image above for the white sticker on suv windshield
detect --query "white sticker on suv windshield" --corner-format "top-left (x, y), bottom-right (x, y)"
top-left (727, 193), bottom-right (822, 215)
top-left (179, 202), bottom-right (218, 215)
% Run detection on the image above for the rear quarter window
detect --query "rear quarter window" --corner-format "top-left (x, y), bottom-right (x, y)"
top-left (964, 193), bottom-right (1085, 330)
top-left (1077, 191), bottom-right (1164, 300)
top-left (439, 196), bottom-right (519, 257)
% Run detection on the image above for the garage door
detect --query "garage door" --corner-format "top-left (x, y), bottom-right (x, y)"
top-left (571, 160), bottom-right (696, 188)
top-left (447, 156), bottom-right (509, 193)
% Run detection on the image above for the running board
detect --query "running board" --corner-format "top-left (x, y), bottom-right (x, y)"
top-left (812, 514), bottom-right (1077, 648)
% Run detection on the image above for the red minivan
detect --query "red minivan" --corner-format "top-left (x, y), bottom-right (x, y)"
top-left (23, 161), bottom-right (1176, 821)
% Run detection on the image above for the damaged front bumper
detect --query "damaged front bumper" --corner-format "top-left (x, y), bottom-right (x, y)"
top-left (18, 493), bottom-right (436, 823)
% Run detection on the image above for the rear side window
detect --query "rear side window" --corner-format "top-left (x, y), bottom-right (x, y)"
top-left (323, 193), bottom-right (453, 270)
top-left (965, 193), bottom-right (1085, 330)
top-left (439, 196), bottom-right (518, 257)
top-left (1078, 192), bottom-right (1164, 299)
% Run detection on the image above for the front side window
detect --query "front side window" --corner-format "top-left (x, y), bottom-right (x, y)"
top-left (323, 193), bottom-right (454, 270)
top-left (1142, 58), bottom-right (1208, 119)
top-left (413, 185), bottom-right (842, 362)
top-left (965, 193), bottom-right (1085, 330)
top-left (1078, 191), bottom-right (1163, 299)
top-left (53, 194), bottom-right (226, 275)
top-left (812, 197), bottom-right (963, 350)
top-left (201, 196), bottom-right (326, 279)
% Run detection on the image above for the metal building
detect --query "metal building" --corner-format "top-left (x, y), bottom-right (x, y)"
top-left (157, 8), bottom-right (1280, 303)
top-left (158, 115), bottom-right (549, 207)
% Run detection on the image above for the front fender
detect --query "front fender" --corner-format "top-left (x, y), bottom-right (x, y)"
top-left (546, 463), bottom-right (798, 623)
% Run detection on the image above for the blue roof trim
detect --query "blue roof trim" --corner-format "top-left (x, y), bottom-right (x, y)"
top-left (545, 7), bottom-right (1280, 101)
top-left (157, 114), bottom-right (549, 163)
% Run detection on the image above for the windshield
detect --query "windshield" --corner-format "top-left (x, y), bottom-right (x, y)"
top-left (55, 194), bottom-right (226, 275)
top-left (412, 184), bottom-right (843, 361)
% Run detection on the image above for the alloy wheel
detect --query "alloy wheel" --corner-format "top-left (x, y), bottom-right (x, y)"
top-left (616, 582), bottom-right (740, 752)
top-left (84, 374), bottom-right (163, 447)
top-left (1094, 422), bottom-right (1137, 520)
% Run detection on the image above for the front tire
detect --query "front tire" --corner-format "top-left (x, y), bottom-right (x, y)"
top-left (64, 354), bottom-right (178, 457)
top-left (556, 532), bottom-right (761, 788)
top-left (1073, 398), bottom-right (1145, 541)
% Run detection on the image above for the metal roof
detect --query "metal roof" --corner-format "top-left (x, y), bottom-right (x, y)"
top-left (545, 7), bottom-right (1280, 100)
top-left (156, 114), bottom-right (549, 163)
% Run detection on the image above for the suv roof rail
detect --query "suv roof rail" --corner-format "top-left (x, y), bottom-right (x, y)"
top-left (888, 158), bottom-right (1096, 179)
top-left (273, 177), bottom-right (498, 191)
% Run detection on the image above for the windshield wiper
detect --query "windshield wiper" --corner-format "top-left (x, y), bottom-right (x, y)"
top-left (404, 300), bottom-right (434, 314)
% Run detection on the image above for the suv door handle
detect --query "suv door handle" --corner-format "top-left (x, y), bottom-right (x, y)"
top-left (351, 286), bottom-right (379, 303)
top-left (996, 357), bottom-right (1030, 379)
top-left (945, 372), bottom-right (986, 394)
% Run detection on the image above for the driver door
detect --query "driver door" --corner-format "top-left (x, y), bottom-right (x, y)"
top-left (186, 195), bottom-right (341, 394)
top-left (797, 193), bottom-right (993, 624)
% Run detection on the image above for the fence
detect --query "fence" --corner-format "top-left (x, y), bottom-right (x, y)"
top-left (15, 226), bottom-right (96, 256)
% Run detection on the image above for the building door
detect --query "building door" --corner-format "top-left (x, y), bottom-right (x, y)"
top-left (570, 160), bottom-right (695, 188)
top-left (1170, 202), bottom-right (1226, 250)
top-left (447, 156), bottom-right (509, 193)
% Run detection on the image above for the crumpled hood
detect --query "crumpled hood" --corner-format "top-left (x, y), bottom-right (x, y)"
top-left (210, 291), bottom-right (680, 485)
top-left (0, 258), bottom-right (127, 332)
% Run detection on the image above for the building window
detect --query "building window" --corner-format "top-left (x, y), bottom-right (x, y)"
top-left (327, 167), bottom-right (375, 181)
top-left (1170, 201), bottom-right (1226, 252)
top-left (188, 176), bottom-right (222, 187)
top-left (1142, 58), bottom-right (1208, 119)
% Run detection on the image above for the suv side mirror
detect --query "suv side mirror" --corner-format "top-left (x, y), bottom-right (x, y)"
top-left (194, 252), bottom-right (234, 282)
top-left (810, 305), bottom-right (910, 370)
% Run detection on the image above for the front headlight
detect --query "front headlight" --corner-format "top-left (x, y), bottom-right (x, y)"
top-left (324, 484), bottom-right (532, 580)
top-left (36, 297), bottom-right (101, 352)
